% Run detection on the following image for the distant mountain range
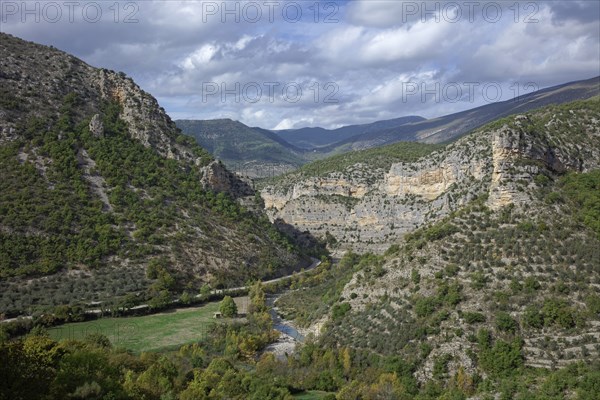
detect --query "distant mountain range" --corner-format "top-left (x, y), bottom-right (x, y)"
top-left (320, 76), bottom-right (600, 153)
top-left (272, 115), bottom-right (426, 149)
top-left (179, 76), bottom-right (599, 175)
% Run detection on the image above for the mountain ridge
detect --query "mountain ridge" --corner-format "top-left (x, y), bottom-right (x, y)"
top-left (320, 76), bottom-right (600, 153)
top-left (273, 115), bottom-right (427, 149)
top-left (178, 77), bottom-right (598, 177)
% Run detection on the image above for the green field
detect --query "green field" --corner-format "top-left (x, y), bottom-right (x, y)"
top-left (48, 302), bottom-right (221, 353)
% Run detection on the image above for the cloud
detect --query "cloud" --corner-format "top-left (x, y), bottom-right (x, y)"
top-left (1, 0), bottom-right (598, 129)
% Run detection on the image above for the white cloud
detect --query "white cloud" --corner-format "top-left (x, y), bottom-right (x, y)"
top-left (274, 118), bottom-right (294, 130)
top-left (1, 1), bottom-right (598, 129)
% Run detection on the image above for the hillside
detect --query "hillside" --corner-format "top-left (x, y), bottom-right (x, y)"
top-left (176, 119), bottom-right (306, 177)
top-left (322, 170), bottom-right (600, 381)
top-left (0, 33), bottom-right (309, 316)
top-left (273, 98), bottom-right (600, 389)
top-left (262, 98), bottom-right (600, 254)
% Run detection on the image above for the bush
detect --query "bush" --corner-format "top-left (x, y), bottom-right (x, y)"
top-left (332, 303), bottom-right (351, 321)
top-left (523, 307), bottom-right (543, 329)
top-left (495, 312), bottom-right (518, 333)
top-left (479, 338), bottom-right (524, 376)
top-left (220, 296), bottom-right (238, 318)
top-left (415, 297), bottom-right (439, 318)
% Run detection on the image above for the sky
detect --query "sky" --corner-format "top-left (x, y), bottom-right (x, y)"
top-left (1, 0), bottom-right (599, 129)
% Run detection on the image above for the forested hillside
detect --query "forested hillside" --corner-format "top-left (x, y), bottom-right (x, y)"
top-left (0, 33), bottom-right (308, 316)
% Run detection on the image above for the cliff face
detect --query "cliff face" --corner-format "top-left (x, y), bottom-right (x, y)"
top-left (0, 34), bottom-right (180, 154)
top-left (262, 134), bottom-right (491, 254)
top-left (262, 102), bottom-right (600, 253)
top-left (93, 69), bottom-right (199, 164)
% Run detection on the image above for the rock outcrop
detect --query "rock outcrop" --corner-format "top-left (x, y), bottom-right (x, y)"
top-left (88, 114), bottom-right (104, 138)
top-left (0, 33), bottom-right (254, 200)
top-left (200, 160), bottom-right (254, 197)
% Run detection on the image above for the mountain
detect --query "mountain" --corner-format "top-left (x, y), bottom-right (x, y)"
top-left (175, 78), bottom-right (598, 179)
top-left (0, 33), bottom-right (310, 316)
top-left (273, 115), bottom-right (426, 149)
top-left (262, 97), bottom-right (600, 254)
top-left (272, 97), bottom-right (600, 382)
top-left (322, 76), bottom-right (600, 153)
top-left (176, 119), bottom-right (307, 177)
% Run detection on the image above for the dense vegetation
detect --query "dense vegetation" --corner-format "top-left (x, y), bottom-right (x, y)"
top-left (558, 171), bottom-right (600, 238)
top-left (3, 265), bottom-right (600, 400)
top-left (276, 253), bottom-right (382, 328)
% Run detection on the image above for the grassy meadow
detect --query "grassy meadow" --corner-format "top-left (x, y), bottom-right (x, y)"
top-left (48, 302), bottom-right (221, 353)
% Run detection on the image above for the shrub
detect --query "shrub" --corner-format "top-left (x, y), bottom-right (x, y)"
top-left (479, 338), bottom-right (524, 376)
top-left (220, 296), bottom-right (238, 318)
top-left (415, 297), bottom-right (439, 318)
top-left (332, 303), bottom-right (351, 321)
top-left (495, 312), bottom-right (518, 333)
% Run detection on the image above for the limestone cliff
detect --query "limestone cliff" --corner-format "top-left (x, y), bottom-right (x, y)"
top-left (262, 102), bottom-right (600, 253)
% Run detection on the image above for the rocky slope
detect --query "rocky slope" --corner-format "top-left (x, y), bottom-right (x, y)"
top-left (329, 166), bottom-right (600, 381)
top-left (0, 33), bottom-right (308, 316)
top-left (262, 98), bottom-right (600, 254)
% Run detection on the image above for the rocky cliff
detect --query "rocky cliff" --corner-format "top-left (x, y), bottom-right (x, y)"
top-left (262, 100), bottom-right (600, 254)
top-left (1, 34), bottom-right (181, 156)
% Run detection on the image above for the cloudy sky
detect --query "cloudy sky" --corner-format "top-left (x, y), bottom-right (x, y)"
top-left (2, 1), bottom-right (599, 129)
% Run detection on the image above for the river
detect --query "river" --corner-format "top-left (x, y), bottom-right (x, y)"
top-left (264, 294), bottom-right (304, 358)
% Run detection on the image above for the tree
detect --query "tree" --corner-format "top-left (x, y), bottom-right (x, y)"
top-left (249, 281), bottom-right (266, 314)
top-left (180, 291), bottom-right (192, 305)
top-left (148, 290), bottom-right (171, 310)
top-left (199, 284), bottom-right (211, 301)
top-left (496, 312), bottom-right (518, 333)
top-left (220, 296), bottom-right (237, 318)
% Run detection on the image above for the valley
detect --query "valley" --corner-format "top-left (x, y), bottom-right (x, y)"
top-left (1, 20), bottom-right (600, 400)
